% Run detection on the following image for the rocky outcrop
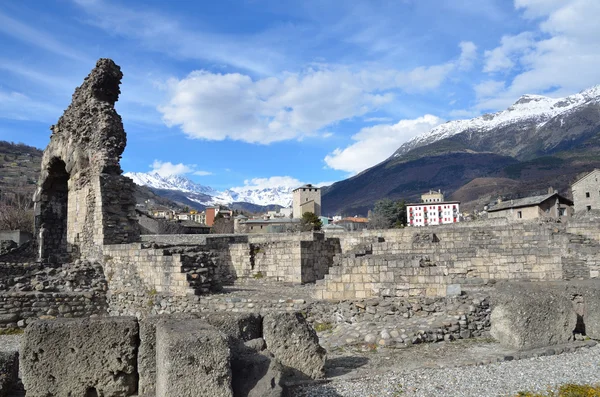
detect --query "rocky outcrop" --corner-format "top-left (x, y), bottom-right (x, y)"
top-left (33, 58), bottom-right (139, 263)
top-left (490, 283), bottom-right (577, 350)
top-left (262, 312), bottom-right (326, 379)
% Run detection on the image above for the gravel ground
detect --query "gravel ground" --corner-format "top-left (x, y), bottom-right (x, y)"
top-left (295, 345), bottom-right (600, 397)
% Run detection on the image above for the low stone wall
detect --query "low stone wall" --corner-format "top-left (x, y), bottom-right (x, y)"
top-left (314, 220), bottom-right (600, 299)
top-left (229, 234), bottom-right (341, 283)
top-left (0, 291), bottom-right (107, 328)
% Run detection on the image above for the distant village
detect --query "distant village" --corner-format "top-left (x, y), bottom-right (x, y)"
top-left (134, 169), bottom-right (600, 235)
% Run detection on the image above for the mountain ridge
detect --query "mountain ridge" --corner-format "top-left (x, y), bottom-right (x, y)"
top-left (322, 84), bottom-right (600, 215)
top-left (393, 85), bottom-right (600, 160)
top-left (124, 171), bottom-right (294, 208)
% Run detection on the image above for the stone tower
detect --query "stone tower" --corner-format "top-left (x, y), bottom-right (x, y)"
top-left (33, 59), bottom-right (140, 263)
top-left (292, 184), bottom-right (321, 218)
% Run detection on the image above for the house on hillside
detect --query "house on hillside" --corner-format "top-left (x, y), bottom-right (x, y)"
top-left (571, 169), bottom-right (600, 212)
top-left (487, 188), bottom-right (573, 221)
top-left (407, 190), bottom-right (460, 226)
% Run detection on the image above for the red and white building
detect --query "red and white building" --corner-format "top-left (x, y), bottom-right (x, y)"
top-left (407, 190), bottom-right (460, 227)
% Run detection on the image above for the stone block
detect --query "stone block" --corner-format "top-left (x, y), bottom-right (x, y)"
top-left (231, 351), bottom-right (284, 397)
top-left (199, 312), bottom-right (262, 343)
top-left (21, 317), bottom-right (139, 397)
top-left (138, 315), bottom-right (197, 397)
top-left (490, 284), bottom-right (577, 350)
top-left (156, 319), bottom-right (232, 397)
top-left (262, 312), bottom-right (326, 379)
top-left (446, 284), bottom-right (461, 296)
top-left (0, 351), bottom-right (18, 397)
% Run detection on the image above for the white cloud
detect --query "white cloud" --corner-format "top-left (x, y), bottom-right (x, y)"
top-left (483, 32), bottom-right (535, 73)
top-left (477, 0), bottom-right (600, 110)
top-left (72, 0), bottom-right (283, 75)
top-left (193, 170), bottom-right (213, 176)
top-left (474, 80), bottom-right (506, 99)
top-left (0, 89), bottom-right (62, 122)
top-left (364, 116), bottom-right (393, 123)
top-left (0, 12), bottom-right (88, 62)
top-left (150, 160), bottom-right (211, 177)
top-left (159, 41), bottom-right (470, 145)
top-left (324, 115), bottom-right (443, 173)
top-left (458, 41), bottom-right (478, 71)
top-left (231, 176), bottom-right (304, 192)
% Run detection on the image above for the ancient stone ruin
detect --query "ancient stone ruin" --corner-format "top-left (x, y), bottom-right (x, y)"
top-left (33, 59), bottom-right (139, 263)
top-left (0, 58), bottom-right (599, 395)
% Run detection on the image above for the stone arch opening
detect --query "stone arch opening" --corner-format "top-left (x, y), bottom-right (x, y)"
top-left (37, 157), bottom-right (70, 262)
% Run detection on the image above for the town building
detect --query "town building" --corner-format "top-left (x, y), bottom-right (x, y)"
top-left (190, 211), bottom-right (206, 224)
top-left (572, 169), bottom-right (600, 213)
top-left (421, 189), bottom-right (445, 203)
top-left (233, 214), bottom-right (248, 233)
top-left (321, 223), bottom-right (346, 232)
top-left (334, 217), bottom-right (369, 231)
top-left (151, 207), bottom-right (175, 220)
top-left (243, 218), bottom-right (301, 234)
top-left (487, 188), bottom-right (573, 221)
top-left (407, 190), bottom-right (460, 227)
top-left (205, 206), bottom-right (233, 227)
top-left (292, 184), bottom-right (321, 218)
top-left (279, 207), bottom-right (293, 218)
top-left (319, 216), bottom-right (332, 225)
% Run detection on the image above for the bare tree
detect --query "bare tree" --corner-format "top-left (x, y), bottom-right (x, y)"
top-left (0, 190), bottom-right (34, 233)
top-left (211, 218), bottom-right (234, 234)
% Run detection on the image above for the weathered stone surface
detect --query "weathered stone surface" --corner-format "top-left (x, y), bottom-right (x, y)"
top-left (200, 312), bottom-right (262, 345)
top-left (231, 351), bottom-right (284, 397)
top-left (567, 281), bottom-right (600, 340)
top-left (156, 319), bottom-right (232, 397)
top-left (138, 313), bottom-right (199, 397)
top-left (491, 284), bottom-right (577, 350)
top-left (34, 58), bottom-right (139, 263)
top-left (20, 317), bottom-right (138, 397)
top-left (263, 312), bottom-right (326, 379)
top-left (0, 351), bottom-right (18, 397)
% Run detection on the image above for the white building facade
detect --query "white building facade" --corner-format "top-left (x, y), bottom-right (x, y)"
top-left (407, 202), bottom-right (460, 226)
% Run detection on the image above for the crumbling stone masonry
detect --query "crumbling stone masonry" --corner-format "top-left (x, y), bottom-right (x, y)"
top-left (33, 59), bottom-right (139, 263)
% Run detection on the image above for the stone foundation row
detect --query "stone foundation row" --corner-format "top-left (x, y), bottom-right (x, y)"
top-left (19, 312), bottom-right (326, 397)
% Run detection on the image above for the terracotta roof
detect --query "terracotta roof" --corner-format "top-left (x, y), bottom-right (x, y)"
top-left (335, 217), bottom-right (369, 223)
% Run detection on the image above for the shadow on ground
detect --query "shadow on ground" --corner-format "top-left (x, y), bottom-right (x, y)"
top-left (325, 356), bottom-right (370, 377)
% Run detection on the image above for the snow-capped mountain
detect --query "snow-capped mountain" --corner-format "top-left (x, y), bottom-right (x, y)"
top-left (125, 172), bottom-right (218, 195)
top-left (322, 83), bottom-right (600, 216)
top-left (393, 85), bottom-right (600, 158)
top-left (216, 186), bottom-right (293, 208)
top-left (124, 172), bottom-right (293, 207)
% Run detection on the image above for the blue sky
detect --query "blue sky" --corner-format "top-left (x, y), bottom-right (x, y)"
top-left (1, 0), bottom-right (599, 191)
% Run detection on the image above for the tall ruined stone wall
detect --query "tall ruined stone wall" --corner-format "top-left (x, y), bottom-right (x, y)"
top-left (34, 59), bottom-right (139, 263)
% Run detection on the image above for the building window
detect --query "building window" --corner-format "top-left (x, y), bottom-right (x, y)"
top-left (587, 206), bottom-right (592, 211)
top-left (559, 208), bottom-right (565, 216)
top-left (517, 211), bottom-right (522, 219)
top-left (586, 192), bottom-right (590, 198)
